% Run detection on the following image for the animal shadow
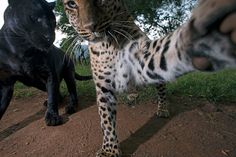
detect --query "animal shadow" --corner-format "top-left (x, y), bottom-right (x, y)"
top-left (121, 96), bottom-right (206, 156)
top-left (0, 95), bottom-right (95, 142)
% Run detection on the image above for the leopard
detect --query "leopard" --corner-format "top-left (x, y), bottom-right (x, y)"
top-left (62, 0), bottom-right (236, 156)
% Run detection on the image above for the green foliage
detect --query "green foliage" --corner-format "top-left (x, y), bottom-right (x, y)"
top-left (13, 65), bottom-right (236, 104)
top-left (54, 0), bottom-right (197, 48)
top-left (54, 0), bottom-right (80, 51)
top-left (14, 83), bottom-right (39, 99)
top-left (60, 63), bottom-right (96, 100)
top-left (54, 0), bottom-right (75, 37)
top-left (119, 70), bottom-right (236, 104)
top-left (13, 64), bottom-right (95, 100)
top-left (167, 69), bottom-right (236, 102)
top-left (127, 0), bottom-right (197, 37)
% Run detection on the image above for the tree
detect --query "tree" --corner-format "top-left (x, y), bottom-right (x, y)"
top-left (54, 0), bottom-right (77, 51)
top-left (55, 0), bottom-right (197, 49)
top-left (125, 0), bottom-right (197, 37)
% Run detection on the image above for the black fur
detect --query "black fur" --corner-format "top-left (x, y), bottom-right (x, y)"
top-left (0, 0), bottom-right (91, 126)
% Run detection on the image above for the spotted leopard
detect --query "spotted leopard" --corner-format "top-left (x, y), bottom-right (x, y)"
top-left (62, 0), bottom-right (236, 156)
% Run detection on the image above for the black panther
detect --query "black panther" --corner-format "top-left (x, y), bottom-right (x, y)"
top-left (0, 0), bottom-right (91, 126)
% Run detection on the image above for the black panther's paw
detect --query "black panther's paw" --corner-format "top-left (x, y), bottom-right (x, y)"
top-left (65, 105), bottom-right (77, 114)
top-left (45, 111), bottom-right (63, 126)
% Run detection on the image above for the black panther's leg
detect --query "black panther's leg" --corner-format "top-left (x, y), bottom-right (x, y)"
top-left (58, 92), bottom-right (64, 103)
top-left (43, 91), bottom-right (63, 107)
top-left (45, 75), bottom-right (63, 126)
top-left (63, 70), bottom-right (78, 114)
top-left (0, 84), bottom-right (14, 119)
top-left (29, 83), bottom-right (49, 107)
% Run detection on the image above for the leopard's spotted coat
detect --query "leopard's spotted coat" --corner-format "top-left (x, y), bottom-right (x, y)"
top-left (63, 0), bottom-right (236, 156)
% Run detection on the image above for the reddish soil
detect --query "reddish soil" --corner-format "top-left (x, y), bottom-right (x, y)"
top-left (0, 92), bottom-right (236, 157)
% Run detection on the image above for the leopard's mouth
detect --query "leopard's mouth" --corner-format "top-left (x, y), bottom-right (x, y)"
top-left (78, 30), bottom-right (107, 42)
top-left (78, 32), bottom-right (100, 41)
top-left (78, 20), bottom-right (112, 41)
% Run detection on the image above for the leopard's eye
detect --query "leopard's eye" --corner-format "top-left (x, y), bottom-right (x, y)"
top-left (67, 0), bottom-right (77, 9)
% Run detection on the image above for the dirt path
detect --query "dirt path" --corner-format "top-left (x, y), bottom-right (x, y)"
top-left (0, 93), bottom-right (236, 157)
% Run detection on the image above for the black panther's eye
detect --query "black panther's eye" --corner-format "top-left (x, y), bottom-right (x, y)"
top-left (30, 16), bottom-right (42, 23)
top-left (37, 18), bottom-right (42, 23)
top-left (97, 0), bottom-right (105, 7)
top-left (67, 0), bottom-right (77, 9)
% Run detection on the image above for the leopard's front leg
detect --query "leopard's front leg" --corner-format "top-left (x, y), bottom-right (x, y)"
top-left (95, 84), bottom-right (121, 157)
top-left (156, 83), bottom-right (170, 118)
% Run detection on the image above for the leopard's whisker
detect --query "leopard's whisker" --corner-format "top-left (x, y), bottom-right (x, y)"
top-left (63, 36), bottom-right (79, 63)
top-left (70, 40), bottom-right (81, 65)
top-left (70, 36), bottom-right (81, 63)
top-left (60, 37), bottom-right (74, 50)
top-left (111, 23), bottom-right (134, 29)
top-left (114, 11), bottom-right (127, 16)
top-left (115, 20), bottom-right (134, 23)
top-left (65, 36), bottom-right (79, 55)
top-left (113, 27), bottom-right (135, 40)
top-left (120, 29), bottom-right (135, 40)
top-left (108, 31), bottom-right (120, 47)
top-left (113, 29), bottom-right (131, 41)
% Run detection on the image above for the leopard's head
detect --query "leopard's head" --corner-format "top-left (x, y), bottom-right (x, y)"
top-left (62, 0), bottom-right (135, 42)
top-left (4, 0), bottom-right (56, 50)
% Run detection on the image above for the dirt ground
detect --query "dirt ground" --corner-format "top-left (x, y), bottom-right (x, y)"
top-left (0, 91), bottom-right (236, 157)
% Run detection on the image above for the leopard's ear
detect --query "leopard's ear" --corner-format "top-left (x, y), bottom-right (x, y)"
top-left (48, 2), bottom-right (56, 10)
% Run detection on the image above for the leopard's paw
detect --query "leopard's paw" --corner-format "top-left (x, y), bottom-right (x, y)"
top-left (96, 149), bottom-right (121, 157)
top-left (157, 109), bottom-right (170, 118)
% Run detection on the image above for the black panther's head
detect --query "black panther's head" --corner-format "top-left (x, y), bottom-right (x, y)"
top-left (4, 0), bottom-right (56, 50)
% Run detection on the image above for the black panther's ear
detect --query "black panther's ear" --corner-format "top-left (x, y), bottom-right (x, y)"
top-left (8, 0), bottom-right (16, 5)
top-left (48, 2), bottom-right (56, 10)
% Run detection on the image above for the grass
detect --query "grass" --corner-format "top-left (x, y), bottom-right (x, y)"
top-left (13, 63), bottom-right (95, 99)
top-left (14, 83), bottom-right (39, 99)
top-left (60, 63), bottom-right (96, 99)
top-left (13, 64), bottom-right (236, 103)
top-left (167, 69), bottom-right (236, 102)
top-left (115, 69), bottom-right (236, 104)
